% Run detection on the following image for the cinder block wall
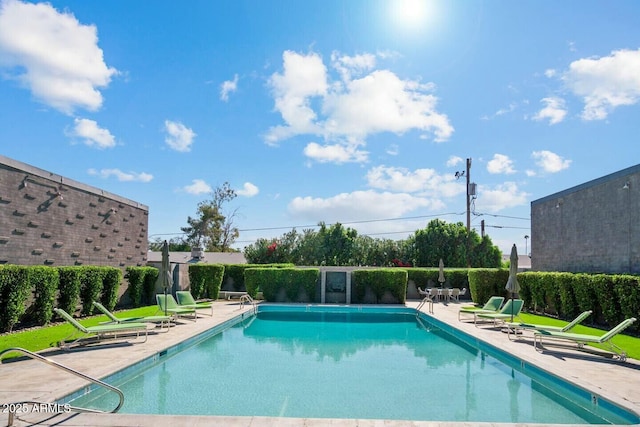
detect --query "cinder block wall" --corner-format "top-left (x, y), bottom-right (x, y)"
top-left (0, 156), bottom-right (148, 270)
top-left (531, 165), bottom-right (639, 274)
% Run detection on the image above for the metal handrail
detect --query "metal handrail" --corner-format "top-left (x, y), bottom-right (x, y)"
top-left (0, 347), bottom-right (124, 426)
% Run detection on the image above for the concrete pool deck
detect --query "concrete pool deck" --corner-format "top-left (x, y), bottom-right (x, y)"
top-left (1, 299), bottom-right (639, 427)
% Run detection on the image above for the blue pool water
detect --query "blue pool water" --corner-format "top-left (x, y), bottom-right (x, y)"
top-left (62, 305), bottom-right (637, 424)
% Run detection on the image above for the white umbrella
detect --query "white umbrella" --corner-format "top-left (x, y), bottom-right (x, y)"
top-left (505, 244), bottom-right (520, 322)
top-left (438, 258), bottom-right (446, 286)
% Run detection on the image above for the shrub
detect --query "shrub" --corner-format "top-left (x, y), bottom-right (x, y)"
top-left (125, 266), bottom-right (156, 307)
top-left (27, 266), bottom-right (59, 326)
top-left (352, 269), bottom-right (407, 304)
top-left (57, 267), bottom-right (83, 315)
top-left (100, 267), bottom-right (122, 311)
top-left (79, 267), bottom-right (105, 315)
top-left (467, 269), bottom-right (509, 304)
top-left (143, 268), bottom-right (159, 305)
top-left (245, 268), bottom-right (319, 302)
top-left (0, 265), bottom-right (30, 332)
top-left (188, 264), bottom-right (225, 300)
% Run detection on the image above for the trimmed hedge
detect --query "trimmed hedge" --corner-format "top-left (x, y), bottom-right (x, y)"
top-left (245, 268), bottom-right (319, 302)
top-left (407, 268), bottom-right (469, 290)
top-left (188, 264), bottom-right (225, 300)
top-left (27, 266), bottom-right (59, 326)
top-left (100, 268), bottom-right (122, 311)
top-left (467, 268), bottom-right (510, 305)
top-left (352, 269), bottom-right (408, 304)
top-left (125, 266), bottom-right (158, 307)
top-left (222, 263), bottom-right (295, 292)
top-left (0, 265), bottom-right (30, 332)
top-left (57, 267), bottom-right (82, 315)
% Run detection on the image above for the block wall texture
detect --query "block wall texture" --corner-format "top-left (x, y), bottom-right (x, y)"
top-left (0, 156), bottom-right (148, 269)
top-left (531, 165), bottom-right (639, 274)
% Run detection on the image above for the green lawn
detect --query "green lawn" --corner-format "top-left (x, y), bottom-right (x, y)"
top-left (1, 307), bottom-right (638, 361)
top-left (0, 306), bottom-right (160, 360)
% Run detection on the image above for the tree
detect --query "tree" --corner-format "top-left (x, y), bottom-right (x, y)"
top-left (181, 182), bottom-right (239, 252)
top-left (411, 219), bottom-right (501, 267)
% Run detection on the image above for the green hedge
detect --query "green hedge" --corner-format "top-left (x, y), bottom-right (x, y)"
top-left (57, 267), bottom-right (82, 314)
top-left (517, 271), bottom-right (639, 332)
top-left (407, 268), bottom-right (469, 290)
top-left (27, 266), bottom-right (59, 326)
top-left (245, 268), bottom-right (319, 302)
top-left (352, 269), bottom-right (408, 304)
top-left (100, 268), bottom-right (122, 311)
top-left (222, 263), bottom-right (294, 292)
top-left (467, 268), bottom-right (510, 305)
top-left (188, 264), bottom-right (225, 299)
top-left (125, 266), bottom-right (158, 307)
top-left (0, 265), bottom-right (30, 332)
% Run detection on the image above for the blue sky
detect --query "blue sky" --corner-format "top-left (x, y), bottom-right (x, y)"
top-left (1, 0), bottom-right (639, 257)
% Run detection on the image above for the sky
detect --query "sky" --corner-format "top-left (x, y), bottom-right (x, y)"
top-left (1, 0), bottom-right (639, 258)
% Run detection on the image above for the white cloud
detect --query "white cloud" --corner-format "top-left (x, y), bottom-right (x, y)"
top-left (288, 190), bottom-right (438, 222)
top-left (220, 74), bottom-right (238, 102)
top-left (475, 182), bottom-right (529, 212)
top-left (446, 156), bottom-right (463, 167)
top-left (544, 69), bottom-right (557, 78)
top-left (303, 142), bottom-right (368, 163)
top-left (365, 165), bottom-right (464, 198)
top-left (386, 144), bottom-right (399, 156)
top-left (563, 49), bottom-right (640, 120)
top-left (531, 150), bottom-right (571, 173)
top-left (532, 96), bottom-right (567, 125)
top-left (331, 51), bottom-right (376, 81)
top-left (87, 168), bottom-right (152, 182)
top-left (237, 182), bottom-right (259, 197)
top-left (0, 0), bottom-right (117, 114)
top-left (164, 120), bottom-right (196, 152)
top-left (266, 50), bottom-right (453, 163)
top-left (183, 179), bottom-right (212, 195)
top-left (68, 118), bottom-right (115, 149)
top-left (487, 154), bottom-right (516, 175)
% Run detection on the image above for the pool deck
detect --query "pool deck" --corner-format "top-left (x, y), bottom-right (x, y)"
top-left (1, 299), bottom-right (639, 427)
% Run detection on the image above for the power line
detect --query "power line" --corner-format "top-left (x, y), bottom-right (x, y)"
top-left (473, 212), bottom-right (530, 221)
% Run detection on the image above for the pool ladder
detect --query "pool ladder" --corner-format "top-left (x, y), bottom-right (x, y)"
top-left (416, 295), bottom-right (434, 314)
top-left (239, 294), bottom-right (257, 314)
top-left (0, 347), bottom-right (124, 426)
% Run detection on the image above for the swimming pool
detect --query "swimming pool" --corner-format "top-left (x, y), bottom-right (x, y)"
top-left (61, 305), bottom-right (638, 424)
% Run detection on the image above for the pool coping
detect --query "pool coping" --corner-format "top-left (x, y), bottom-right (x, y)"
top-left (1, 300), bottom-right (639, 427)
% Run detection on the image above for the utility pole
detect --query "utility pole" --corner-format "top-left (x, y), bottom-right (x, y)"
top-left (466, 158), bottom-right (471, 232)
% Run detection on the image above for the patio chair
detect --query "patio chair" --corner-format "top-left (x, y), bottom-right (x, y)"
top-left (450, 288), bottom-right (461, 302)
top-left (54, 308), bottom-right (148, 349)
top-left (156, 294), bottom-right (198, 321)
top-left (458, 296), bottom-right (504, 321)
top-left (504, 310), bottom-right (592, 340)
top-left (92, 301), bottom-right (173, 331)
top-left (533, 317), bottom-right (637, 361)
top-left (473, 299), bottom-right (524, 326)
top-left (176, 291), bottom-right (213, 316)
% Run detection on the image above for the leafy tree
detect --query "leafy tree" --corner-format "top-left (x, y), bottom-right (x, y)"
top-left (411, 219), bottom-right (501, 267)
top-left (181, 182), bottom-right (239, 251)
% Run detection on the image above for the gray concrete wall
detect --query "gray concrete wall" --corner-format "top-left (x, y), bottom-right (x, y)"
top-left (0, 155), bottom-right (149, 270)
top-left (531, 164), bottom-right (640, 273)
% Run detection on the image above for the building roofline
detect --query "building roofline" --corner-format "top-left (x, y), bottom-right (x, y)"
top-left (531, 163), bottom-right (640, 206)
top-left (0, 154), bottom-right (148, 211)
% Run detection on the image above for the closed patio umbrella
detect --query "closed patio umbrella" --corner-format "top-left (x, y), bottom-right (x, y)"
top-left (158, 240), bottom-right (173, 316)
top-left (505, 244), bottom-right (520, 322)
top-left (438, 258), bottom-right (446, 286)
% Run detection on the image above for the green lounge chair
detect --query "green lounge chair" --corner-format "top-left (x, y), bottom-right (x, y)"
top-left (92, 301), bottom-right (173, 330)
top-left (533, 317), bottom-right (637, 361)
top-left (458, 296), bottom-right (505, 321)
top-left (474, 299), bottom-right (524, 326)
top-left (156, 294), bottom-right (197, 321)
top-left (54, 308), bottom-right (148, 349)
top-left (504, 310), bottom-right (592, 340)
top-left (176, 291), bottom-right (213, 316)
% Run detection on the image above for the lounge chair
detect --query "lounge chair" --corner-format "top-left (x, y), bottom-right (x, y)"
top-left (176, 291), bottom-right (213, 316)
top-left (54, 308), bottom-right (148, 349)
top-left (92, 301), bottom-right (173, 330)
top-left (458, 296), bottom-right (505, 321)
top-left (474, 299), bottom-right (524, 326)
top-left (533, 317), bottom-right (637, 361)
top-left (504, 310), bottom-right (592, 340)
top-left (156, 294), bottom-right (197, 321)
